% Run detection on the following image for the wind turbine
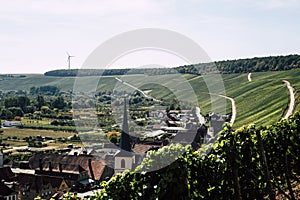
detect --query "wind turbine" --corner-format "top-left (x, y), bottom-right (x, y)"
top-left (66, 52), bottom-right (74, 70)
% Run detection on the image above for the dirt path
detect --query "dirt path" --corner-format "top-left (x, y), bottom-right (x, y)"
top-left (218, 94), bottom-right (236, 125)
top-left (283, 80), bottom-right (296, 119)
top-left (115, 77), bottom-right (161, 102)
top-left (195, 107), bottom-right (206, 124)
top-left (208, 93), bottom-right (236, 125)
top-left (248, 73), bottom-right (252, 82)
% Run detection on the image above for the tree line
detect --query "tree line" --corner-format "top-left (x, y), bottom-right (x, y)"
top-left (45, 54), bottom-right (300, 77)
top-left (44, 68), bottom-right (179, 77)
top-left (0, 95), bottom-right (70, 120)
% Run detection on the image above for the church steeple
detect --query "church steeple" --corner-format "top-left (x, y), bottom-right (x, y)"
top-left (114, 98), bottom-right (135, 174)
top-left (119, 98), bottom-right (132, 152)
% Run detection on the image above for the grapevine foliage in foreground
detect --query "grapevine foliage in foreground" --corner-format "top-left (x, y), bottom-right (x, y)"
top-left (66, 113), bottom-right (300, 199)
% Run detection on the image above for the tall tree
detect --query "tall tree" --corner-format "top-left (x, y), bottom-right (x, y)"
top-left (36, 95), bottom-right (46, 111)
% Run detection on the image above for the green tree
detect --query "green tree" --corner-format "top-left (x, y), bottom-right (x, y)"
top-left (0, 109), bottom-right (13, 120)
top-left (51, 96), bottom-right (67, 110)
top-left (17, 96), bottom-right (30, 113)
top-left (41, 106), bottom-right (51, 115)
top-left (8, 107), bottom-right (24, 117)
top-left (36, 95), bottom-right (46, 111)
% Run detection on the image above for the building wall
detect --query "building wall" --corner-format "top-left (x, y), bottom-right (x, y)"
top-left (114, 156), bottom-right (134, 174)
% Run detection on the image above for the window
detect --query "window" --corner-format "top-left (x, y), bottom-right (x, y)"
top-left (121, 159), bottom-right (125, 168)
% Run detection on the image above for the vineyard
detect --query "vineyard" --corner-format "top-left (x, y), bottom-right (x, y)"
top-left (68, 113), bottom-right (300, 199)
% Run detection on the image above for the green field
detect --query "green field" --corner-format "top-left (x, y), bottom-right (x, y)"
top-left (1, 69), bottom-right (299, 128)
top-left (1, 127), bottom-right (74, 139)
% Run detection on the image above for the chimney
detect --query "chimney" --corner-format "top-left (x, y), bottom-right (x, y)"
top-left (59, 163), bottom-right (63, 173)
top-left (88, 159), bottom-right (95, 180)
top-left (39, 158), bottom-right (43, 171)
top-left (49, 162), bottom-right (52, 172)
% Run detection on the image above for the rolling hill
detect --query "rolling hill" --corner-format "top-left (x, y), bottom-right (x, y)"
top-left (0, 68), bottom-right (299, 128)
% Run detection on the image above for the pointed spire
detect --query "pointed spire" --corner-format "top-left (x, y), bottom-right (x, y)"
top-left (119, 98), bottom-right (132, 152)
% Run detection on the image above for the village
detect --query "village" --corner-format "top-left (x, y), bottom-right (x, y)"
top-left (0, 99), bottom-right (228, 200)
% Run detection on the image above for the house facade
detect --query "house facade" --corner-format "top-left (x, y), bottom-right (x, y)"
top-left (18, 173), bottom-right (68, 200)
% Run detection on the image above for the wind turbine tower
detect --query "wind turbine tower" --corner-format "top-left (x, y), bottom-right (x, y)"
top-left (66, 52), bottom-right (74, 70)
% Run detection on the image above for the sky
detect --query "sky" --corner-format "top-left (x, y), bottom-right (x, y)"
top-left (0, 0), bottom-right (299, 74)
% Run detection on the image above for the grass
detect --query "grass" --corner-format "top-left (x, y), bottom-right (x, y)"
top-left (0, 127), bottom-right (78, 148)
top-left (21, 118), bottom-right (52, 125)
top-left (1, 127), bottom-right (74, 139)
top-left (1, 69), bottom-right (300, 128)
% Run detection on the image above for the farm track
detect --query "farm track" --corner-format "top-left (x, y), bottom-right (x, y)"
top-left (218, 95), bottom-right (236, 125)
top-left (115, 77), bottom-right (161, 102)
top-left (283, 80), bottom-right (296, 119)
top-left (248, 73), bottom-right (252, 82)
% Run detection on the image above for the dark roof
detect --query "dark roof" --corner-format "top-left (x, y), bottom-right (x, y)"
top-left (114, 150), bottom-right (134, 157)
top-left (103, 143), bottom-right (118, 149)
top-left (0, 181), bottom-right (15, 196)
top-left (35, 169), bottom-right (80, 181)
top-left (172, 131), bottom-right (197, 145)
top-left (172, 125), bottom-right (207, 150)
top-left (119, 99), bottom-right (132, 152)
top-left (29, 154), bottom-right (107, 180)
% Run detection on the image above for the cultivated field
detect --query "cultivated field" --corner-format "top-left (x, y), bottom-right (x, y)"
top-left (1, 69), bottom-right (300, 128)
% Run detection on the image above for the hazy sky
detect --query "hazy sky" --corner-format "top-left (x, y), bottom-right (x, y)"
top-left (0, 0), bottom-right (299, 73)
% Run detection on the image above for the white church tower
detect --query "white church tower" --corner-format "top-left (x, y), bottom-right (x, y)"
top-left (114, 98), bottom-right (135, 174)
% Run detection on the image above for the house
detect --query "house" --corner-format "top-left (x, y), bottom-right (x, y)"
top-left (102, 143), bottom-right (119, 154)
top-left (209, 112), bottom-right (226, 134)
top-left (0, 181), bottom-right (17, 200)
top-left (29, 154), bottom-right (114, 183)
top-left (35, 164), bottom-right (90, 191)
top-left (18, 173), bottom-right (68, 200)
top-left (172, 124), bottom-right (207, 150)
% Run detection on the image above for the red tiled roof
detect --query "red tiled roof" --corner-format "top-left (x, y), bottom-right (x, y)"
top-left (133, 144), bottom-right (161, 154)
top-left (29, 154), bottom-right (107, 180)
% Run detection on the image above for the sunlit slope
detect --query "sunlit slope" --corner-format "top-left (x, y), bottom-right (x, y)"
top-left (1, 69), bottom-right (300, 128)
top-left (0, 75), bottom-right (117, 92)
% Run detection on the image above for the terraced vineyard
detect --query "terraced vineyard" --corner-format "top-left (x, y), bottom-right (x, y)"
top-left (1, 69), bottom-right (300, 128)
